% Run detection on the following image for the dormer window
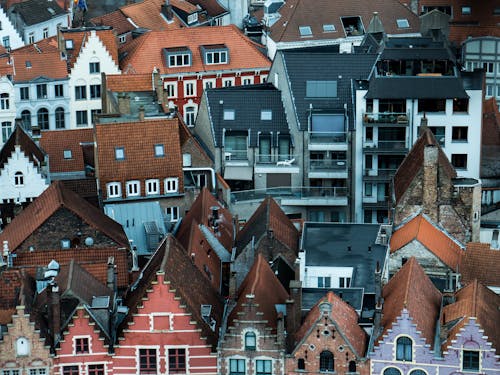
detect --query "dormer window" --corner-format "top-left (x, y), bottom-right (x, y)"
top-left (202, 44), bottom-right (229, 65)
top-left (187, 12), bottom-right (198, 24)
top-left (341, 16), bottom-right (365, 36)
top-left (164, 47), bottom-right (192, 68)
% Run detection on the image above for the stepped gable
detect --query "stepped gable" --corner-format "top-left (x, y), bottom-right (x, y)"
top-left (0, 124), bottom-right (45, 171)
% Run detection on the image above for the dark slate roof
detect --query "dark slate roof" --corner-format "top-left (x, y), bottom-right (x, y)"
top-left (302, 287), bottom-right (364, 312)
top-left (10, 0), bottom-right (66, 26)
top-left (205, 83), bottom-right (289, 147)
top-left (301, 223), bottom-right (387, 293)
top-left (380, 48), bottom-right (452, 60)
top-left (280, 49), bottom-right (377, 130)
top-left (0, 123), bottom-right (46, 171)
top-left (365, 76), bottom-right (469, 99)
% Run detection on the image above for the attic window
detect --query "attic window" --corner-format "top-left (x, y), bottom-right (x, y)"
top-left (461, 6), bottom-right (471, 15)
top-left (203, 45), bottom-right (229, 65)
top-left (187, 13), bottom-right (198, 24)
top-left (65, 39), bottom-right (73, 49)
top-left (341, 16), bottom-right (365, 36)
top-left (115, 147), bottom-right (125, 160)
top-left (61, 238), bottom-right (71, 249)
top-left (261, 110), bottom-right (272, 120)
top-left (396, 19), bottom-right (410, 28)
top-left (323, 24), bottom-right (335, 32)
top-left (299, 26), bottom-right (312, 37)
top-left (25, 60), bottom-right (32, 68)
top-left (164, 47), bottom-right (192, 68)
top-left (63, 149), bottom-right (72, 159)
top-left (223, 109), bottom-right (235, 120)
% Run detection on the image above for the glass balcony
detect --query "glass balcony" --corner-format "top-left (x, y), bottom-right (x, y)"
top-left (231, 186), bottom-right (348, 203)
top-left (224, 149), bottom-right (248, 161)
top-left (309, 131), bottom-right (347, 143)
top-left (255, 154), bottom-right (295, 164)
top-left (310, 159), bottom-right (347, 171)
top-left (363, 112), bottom-right (409, 125)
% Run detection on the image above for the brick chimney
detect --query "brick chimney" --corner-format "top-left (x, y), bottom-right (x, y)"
top-left (423, 144), bottom-right (439, 222)
top-left (276, 312), bottom-right (285, 347)
top-left (47, 281), bottom-right (61, 345)
top-left (138, 105), bottom-right (145, 121)
top-left (162, 0), bottom-right (174, 22)
top-left (286, 280), bottom-right (302, 347)
top-left (117, 93), bottom-right (131, 115)
top-left (228, 269), bottom-right (237, 300)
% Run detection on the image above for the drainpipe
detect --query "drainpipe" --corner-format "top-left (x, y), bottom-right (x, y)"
top-left (183, 167), bottom-right (216, 193)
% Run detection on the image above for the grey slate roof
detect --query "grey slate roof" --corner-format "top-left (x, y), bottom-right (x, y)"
top-left (10, 0), bottom-right (66, 26)
top-left (380, 48), bottom-right (452, 60)
top-left (205, 83), bottom-right (289, 147)
top-left (280, 49), bottom-right (377, 130)
top-left (302, 223), bottom-right (387, 293)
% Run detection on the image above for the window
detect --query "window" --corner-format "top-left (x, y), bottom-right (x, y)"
top-left (165, 177), bottom-right (178, 193)
top-left (65, 39), bottom-right (73, 49)
top-left (165, 82), bottom-right (177, 98)
top-left (452, 127), bottom-right (468, 142)
top-left (55, 84), bottom-right (63, 97)
top-left (383, 368), bottom-right (402, 375)
top-left (75, 85), bottom-right (86, 100)
top-left (28, 369), bottom-right (47, 375)
top-left (319, 351), bottom-right (334, 372)
top-left (256, 360), bottom-right (272, 375)
top-left (36, 84), bottom-right (47, 99)
top-left (2, 36), bottom-right (9, 48)
top-left (89, 62), bottom-right (100, 74)
top-left (339, 277), bottom-right (351, 288)
top-left (165, 206), bottom-right (179, 222)
top-left (261, 110), bottom-right (272, 120)
top-left (107, 182), bottom-right (121, 198)
top-left (323, 24), bottom-right (335, 32)
top-left (154, 144), bottom-right (165, 157)
top-left (21, 110), bottom-right (31, 130)
top-left (396, 336), bottom-right (412, 361)
top-left (184, 106), bottom-right (196, 126)
top-left (418, 99), bottom-right (445, 112)
top-left (20, 87), bottom-right (29, 100)
top-left (139, 348), bottom-right (157, 374)
top-left (76, 110), bottom-right (88, 126)
top-left (168, 53), bottom-right (191, 67)
top-left (126, 180), bottom-right (140, 197)
top-left (1, 121), bottom-right (11, 142)
top-left (115, 147), bottom-right (125, 160)
top-left (2, 371), bottom-right (20, 375)
top-left (91, 109), bottom-right (101, 124)
top-left (452, 154), bottom-right (467, 169)
top-left (242, 76), bottom-right (254, 85)
top-left (298, 358), bottom-right (305, 370)
top-left (486, 85), bottom-right (494, 97)
top-left (187, 13), bottom-right (198, 24)
top-left (168, 348), bottom-right (186, 373)
top-left (87, 365), bottom-right (104, 375)
top-left (245, 332), bottom-right (256, 350)
top-left (28, 32), bottom-right (35, 44)
top-left (184, 81), bottom-right (196, 97)
top-left (364, 183), bottom-right (373, 197)
top-left (146, 179), bottom-right (160, 195)
top-left (222, 78), bottom-right (234, 87)
top-left (462, 6), bottom-right (471, 15)
top-left (453, 98), bottom-right (468, 113)
top-left (223, 109), bottom-right (235, 121)
top-left (396, 19), bottom-right (409, 28)
top-left (409, 370), bottom-right (426, 375)
top-left (37, 108), bottom-right (49, 129)
top-left (41, 27), bottom-right (49, 38)
top-left (90, 84), bottom-right (101, 99)
top-left (74, 337), bottom-right (89, 354)
top-left (484, 62), bottom-right (494, 74)
top-left (203, 79), bottom-right (215, 89)
top-left (229, 359), bottom-right (245, 375)
top-left (55, 107), bottom-right (65, 129)
top-left (306, 81), bottom-right (337, 98)
top-left (463, 350), bottom-right (480, 371)
top-left (206, 50), bottom-right (228, 64)
top-left (299, 26), bottom-right (312, 36)
top-left (348, 361), bottom-right (356, 373)
top-left (317, 276), bottom-right (331, 288)
top-left (0, 93), bottom-right (9, 110)
top-left (63, 150), bottom-right (72, 159)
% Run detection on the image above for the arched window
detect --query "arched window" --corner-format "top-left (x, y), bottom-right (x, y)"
top-left (37, 108), bottom-right (49, 130)
top-left (21, 110), bottom-right (31, 130)
top-left (184, 105), bottom-right (196, 126)
top-left (297, 358), bottom-right (305, 370)
top-left (409, 370), bottom-right (427, 375)
top-left (396, 336), bottom-right (413, 361)
top-left (383, 368), bottom-right (402, 375)
top-left (348, 361), bottom-right (356, 373)
top-left (14, 171), bottom-right (24, 186)
top-left (244, 331), bottom-right (256, 350)
top-left (319, 351), bottom-right (334, 372)
top-left (0, 93), bottom-right (9, 110)
top-left (55, 107), bottom-right (65, 129)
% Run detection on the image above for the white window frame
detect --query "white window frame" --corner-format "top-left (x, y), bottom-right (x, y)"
top-left (154, 144), bottom-right (165, 157)
top-left (115, 147), bottom-right (125, 160)
top-left (165, 177), bottom-right (179, 193)
top-left (203, 78), bottom-right (216, 89)
top-left (119, 34), bottom-right (126, 44)
top-left (187, 13), bottom-right (198, 24)
top-left (205, 50), bottom-right (227, 65)
top-left (184, 80), bottom-right (196, 97)
top-left (28, 368), bottom-right (48, 375)
top-left (168, 53), bottom-right (190, 67)
top-left (164, 82), bottom-right (177, 98)
top-left (63, 150), bottom-right (72, 159)
top-left (86, 363), bottom-right (106, 375)
top-left (146, 179), bottom-right (160, 195)
top-left (42, 28), bottom-right (49, 38)
top-left (260, 74), bottom-right (268, 83)
top-left (14, 171), bottom-right (24, 186)
top-left (222, 77), bottom-right (235, 87)
top-left (126, 180), bottom-right (140, 197)
top-left (242, 76), bottom-right (254, 85)
top-left (165, 206), bottom-right (179, 222)
top-left (184, 105), bottom-right (197, 126)
top-left (28, 32), bottom-right (34, 44)
top-left (73, 335), bottom-right (92, 355)
top-left (107, 182), bottom-right (122, 198)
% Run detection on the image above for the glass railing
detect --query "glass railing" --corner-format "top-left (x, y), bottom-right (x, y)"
top-left (309, 159), bottom-right (347, 171)
top-left (231, 186), bottom-right (348, 203)
top-left (363, 168), bottom-right (398, 178)
top-left (377, 140), bottom-right (408, 150)
top-left (224, 149), bottom-right (248, 160)
top-left (363, 112), bottom-right (409, 124)
top-left (255, 154), bottom-right (295, 164)
top-left (309, 131), bottom-right (347, 143)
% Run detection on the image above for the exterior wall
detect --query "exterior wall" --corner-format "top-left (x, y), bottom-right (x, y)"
top-left (54, 308), bottom-right (112, 375)
top-left (16, 207), bottom-right (120, 252)
top-left (217, 0), bottom-right (249, 28)
top-left (0, 7), bottom-right (23, 50)
top-left (69, 30), bottom-right (120, 129)
top-left (0, 77), bottom-right (17, 147)
top-left (21, 15), bottom-right (69, 44)
top-left (0, 305), bottom-right (53, 374)
top-left (192, 93), bottom-right (217, 168)
top-left (113, 272), bottom-right (217, 374)
top-left (0, 145), bottom-right (49, 203)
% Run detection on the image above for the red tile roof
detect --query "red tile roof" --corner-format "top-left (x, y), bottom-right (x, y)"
top-left (120, 0), bottom-right (183, 31)
top-left (0, 180), bottom-right (129, 251)
top-left (229, 254), bottom-right (289, 332)
top-left (105, 73), bottom-right (153, 92)
top-left (390, 214), bottom-right (464, 271)
top-left (187, 0), bottom-right (227, 17)
top-left (119, 25), bottom-right (270, 75)
top-left (461, 243), bottom-right (500, 288)
top-left (0, 269), bottom-right (23, 324)
top-left (39, 128), bottom-right (93, 173)
top-left (294, 291), bottom-right (367, 357)
top-left (394, 128), bottom-right (456, 203)
top-left (442, 280), bottom-right (500, 353)
top-left (90, 9), bottom-right (135, 36)
top-left (95, 118), bottom-right (184, 198)
top-left (380, 257), bottom-right (442, 346)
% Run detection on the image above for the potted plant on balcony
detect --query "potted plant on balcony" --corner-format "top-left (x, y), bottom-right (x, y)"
top-left (397, 114), bottom-right (408, 123)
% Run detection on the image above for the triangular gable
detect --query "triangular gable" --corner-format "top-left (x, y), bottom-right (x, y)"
top-left (0, 123), bottom-right (46, 171)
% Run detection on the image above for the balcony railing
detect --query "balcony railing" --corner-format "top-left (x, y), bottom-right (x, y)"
top-left (309, 131), bottom-right (347, 143)
top-left (310, 159), bottom-right (347, 171)
top-left (231, 186), bottom-right (348, 203)
top-left (224, 149), bottom-right (248, 161)
top-left (256, 154), bottom-right (295, 164)
top-left (377, 140), bottom-right (407, 150)
top-left (364, 168), bottom-right (397, 178)
top-left (363, 112), bottom-right (409, 125)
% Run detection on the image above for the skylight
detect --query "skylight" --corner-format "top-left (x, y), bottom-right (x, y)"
top-left (299, 26), bottom-right (312, 37)
top-left (223, 109), bottom-right (235, 120)
top-left (323, 24), bottom-right (335, 32)
top-left (306, 81), bottom-right (337, 98)
top-left (396, 19), bottom-right (410, 28)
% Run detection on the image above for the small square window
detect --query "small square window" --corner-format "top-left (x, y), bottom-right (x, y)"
top-left (451, 154), bottom-right (467, 169)
top-left (299, 26), bottom-right (312, 36)
top-left (462, 6), bottom-right (471, 15)
top-left (115, 147), bottom-right (125, 160)
top-left (146, 179), bottom-right (160, 195)
top-left (165, 177), bottom-right (179, 193)
top-left (463, 350), bottom-right (479, 371)
top-left (89, 62), bottom-right (100, 74)
top-left (65, 39), bottom-right (73, 49)
top-left (452, 127), bottom-right (468, 142)
top-left (61, 239), bottom-right (71, 249)
top-left (154, 144), bottom-right (165, 157)
top-left (165, 206), bottom-right (179, 222)
top-left (107, 182), bottom-right (121, 198)
top-left (396, 19), bottom-right (410, 28)
top-left (75, 337), bottom-right (89, 354)
top-left (260, 110), bottom-right (272, 120)
top-left (126, 180), bottom-right (140, 197)
top-left (63, 150), bottom-right (72, 159)
top-left (223, 109), bottom-right (235, 120)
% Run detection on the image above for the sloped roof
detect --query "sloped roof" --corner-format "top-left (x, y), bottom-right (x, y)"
top-left (481, 97), bottom-right (500, 180)
top-left (0, 124), bottom-right (46, 171)
top-left (461, 243), bottom-right (500, 288)
top-left (442, 280), bottom-right (500, 353)
top-left (119, 25), bottom-right (270, 75)
top-left (39, 128), bottom-right (93, 173)
top-left (0, 269), bottom-right (23, 324)
top-left (294, 291), bottom-right (367, 357)
top-left (390, 215), bottom-right (464, 271)
top-left (0, 180), bottom-right (129, 251)
top-left (394, 127), bottom-right (456, 203)
top-left (105, 73), bottom-right (153, 92)
top-left (10, 0), bottom-right (66, 26)
top-left (120, 0), bottom-right (183, 31)
top-left (235, 196), bottom-right (299, 262)
top-left (187, 0), bottom-right (227, 17)
top-left (205, 83), bottom-right (289, 147)
top-left (381, 257), bottom-right (442, 347)
top-left (122, 235), bottom-right (224, 349)
top-left (269, 0), bottom-right (419, 44)
top-left (228, 254), bottom-right (289, 332)
top-left (90, 9), bottom-right (135, 36)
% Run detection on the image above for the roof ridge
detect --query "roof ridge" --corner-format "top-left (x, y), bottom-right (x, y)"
top-left (249, 255), bottom-right (263, 295)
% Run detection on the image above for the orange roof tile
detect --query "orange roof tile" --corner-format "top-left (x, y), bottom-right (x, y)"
top-left (381, 257), bottom-right (442, 346)
top-left (461, 243), bottom-right (500, 287)
top-left (294, 291), bottom-right (367, 357)
top-left (120, 0), bottom-right (183, 31)
top-left (188, 0), bottom-right (227, 17)
top-left (90, 9), bottom-right (135, 36)
top-left (0, 181), bottom-right (129, 251)
top-left (174, 0), bottom-right (198, 13)
top-left (442, 280), bottom-right (500, 353)
top-left (39, 128), bottom-right (93, 173)
top-left (105, 73), bottom-right (153, 92)
top-left (119, 25), bottom-right (270, 75)
top-left (390, 214), bottom-right (464, 271)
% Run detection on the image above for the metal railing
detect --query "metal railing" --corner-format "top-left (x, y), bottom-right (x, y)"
top-left (364, 168), bottom-right (398, 178)
top-left (255, 154), bottom-right (295, 164)
top-left (309, 131), bottom-right (347, 143)
top-left (363, 112), bottom-right (409, 125)
top-left (231, 186), bottom-right (348, 203)
top-left (224, 149), bottom-right (248, 161)
top-left (377, 140), bottom-right (408, 150)
top-left (310, 159), bottom-right (347, 171)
